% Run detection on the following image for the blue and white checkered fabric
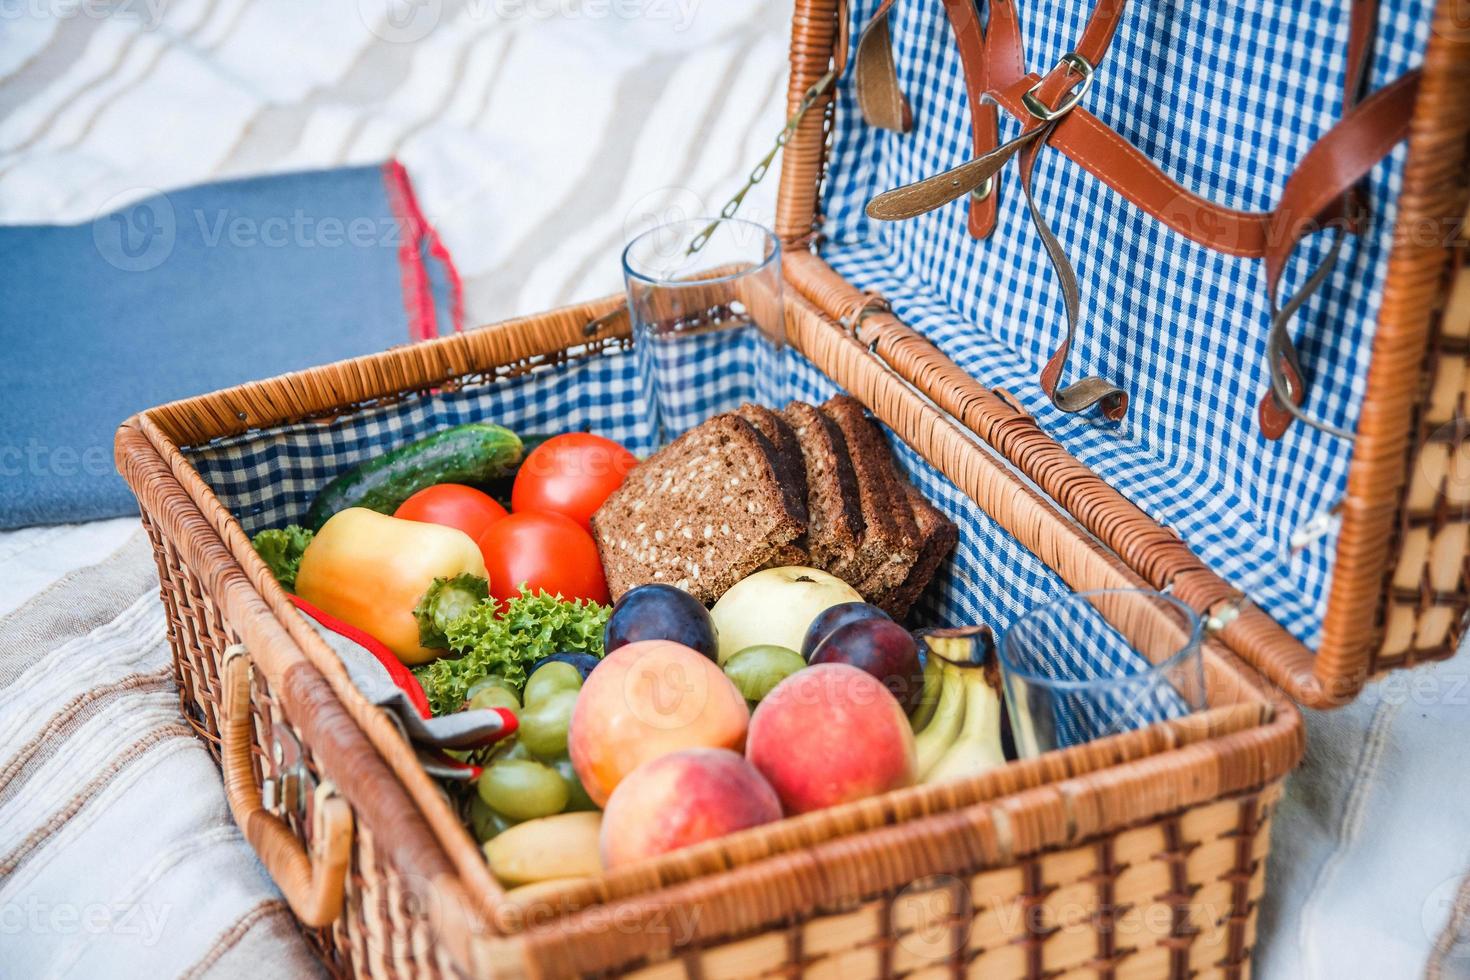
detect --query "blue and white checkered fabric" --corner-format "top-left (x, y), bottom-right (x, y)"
top-left (189, 348), bottom-right (654, 534)
top-left (819, 0), bottom-right (1431, 648)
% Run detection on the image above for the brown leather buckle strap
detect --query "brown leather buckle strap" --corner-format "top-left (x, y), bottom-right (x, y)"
top-left (853, 0), bottom-right (1411, 434)
top-left (942, 0), bottom-right (1026, 240)
top-left (1257, 68), bottom-right (1420, 439)
top-left (1030, 0), bottom-right (1127, 109)
top-left (872, 0), bottom-right (1136, 420)
top-left (854, 0), bottom-right (911, 133)
top-left (869, 37), bottom-right (1131, 421)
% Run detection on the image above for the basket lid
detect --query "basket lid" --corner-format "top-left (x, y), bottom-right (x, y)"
top-left (774, 0), bottom-right (1470, 707)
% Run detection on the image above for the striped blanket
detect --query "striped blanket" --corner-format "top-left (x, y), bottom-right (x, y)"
top-left (0, 531), bottom-right (324, 977)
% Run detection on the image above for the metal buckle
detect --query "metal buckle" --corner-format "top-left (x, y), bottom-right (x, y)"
top-left (1021, 52), bottom-right (1094, 122)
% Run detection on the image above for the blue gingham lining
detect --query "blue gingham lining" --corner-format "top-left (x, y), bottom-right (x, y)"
top-left (185, 340), bottom-right (1170, 726)
top-left (188, 347), bottom-right (655, 533)
top-left (819, 0), bottom-right (1431, 648)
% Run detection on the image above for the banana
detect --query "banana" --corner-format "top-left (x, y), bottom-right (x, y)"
top-left (913, 663), bottom-right (966, 778)
top-left (923, 664), bottom-right (1006, 784)
top-left (908, 655), bottom-right (946, 733)
top-left (913, 625), bottom-right (1008, 785)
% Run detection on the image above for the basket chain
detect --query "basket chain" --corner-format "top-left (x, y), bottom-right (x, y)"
top-left (686, 67), bottom-right (839, 254)
top-left (584, 67), bottom-right (839, 336)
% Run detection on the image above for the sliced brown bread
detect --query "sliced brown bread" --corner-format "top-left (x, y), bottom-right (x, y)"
top-left (882, 483), bottom-right (959, 617)
top-left (820, 395), bottom-right (920, 603)
top-left (736, 403), bottom-right (809, 540)
top-left (591, 414), bottom-right (806, 603)
top-left (781, 401), bottom-right (872, 587)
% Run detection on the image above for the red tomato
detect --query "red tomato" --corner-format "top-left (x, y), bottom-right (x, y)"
top-left (512, 433), bottom-right (638, 531)
top-left (476, 511), bottom-right (609, 605)
top-left (394, 484), bottom-right (507, 541)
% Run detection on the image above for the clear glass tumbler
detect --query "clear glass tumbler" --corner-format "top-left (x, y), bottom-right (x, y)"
top-left (996, 589), bottom-right (1207, 757)
top-left (622, 218), bottom-right (785, 444)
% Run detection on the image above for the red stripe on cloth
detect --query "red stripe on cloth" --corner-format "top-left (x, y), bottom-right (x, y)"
top-left (380, 160), bottom-right (465, 337)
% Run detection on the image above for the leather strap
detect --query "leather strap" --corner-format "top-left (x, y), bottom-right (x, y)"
top-left (1018, 124), bottom-right (1129, 419)
top-left (852, 0), bottom-right (1408, 434)
top-left (991, 78), bottom-right (1277, 256)
top-left (1032, 0), bottom-right (1128, 107)
top-left (866, 121), bottom-right (1047, 220)
top-left (1256, 0), bottom-right (1382, 436)
top-left (856, 0), bottom-right (1382, 256)
top-left (942, 0), bottom-right (995, 237)
top-left (833, 0), bottom-right (851, 77)
top-left (855, 0), bottom-right (911, 133)
top-left (1345, 0), bottom-right (1379, 112)
top-left (942, 0), bottom-right (1027, 239)
top-left (1257, 67), bottom-right (1418, 438)
top-left (876, 0), bottom-right (1138, 419)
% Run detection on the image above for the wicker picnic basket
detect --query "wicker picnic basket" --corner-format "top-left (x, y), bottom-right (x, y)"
top-left (115, 0), bottom-right (1469, 976)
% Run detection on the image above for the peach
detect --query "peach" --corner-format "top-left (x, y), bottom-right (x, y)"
top-left (746, 663), bottom-right (916, 814)
top-left (569, 640), bottom-right (749, 806)
top-left (600, 748), bottom-right (782, 869)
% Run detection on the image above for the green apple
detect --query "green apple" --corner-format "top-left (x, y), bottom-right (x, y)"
top-left (710, 566), bottom-right (863, 664)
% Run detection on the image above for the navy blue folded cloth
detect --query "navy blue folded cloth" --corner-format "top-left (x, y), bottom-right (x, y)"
top-left (0, 162), bottom-right (461, 529)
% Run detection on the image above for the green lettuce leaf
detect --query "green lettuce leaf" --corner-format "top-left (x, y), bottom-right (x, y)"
top-left (251, 525), bottom-right (314, 592)
top-left (415, 587), bottom-right (610, 716)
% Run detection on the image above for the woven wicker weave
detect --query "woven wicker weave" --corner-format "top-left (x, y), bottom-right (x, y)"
top-left (113, 1), bottom-right (1468, 976)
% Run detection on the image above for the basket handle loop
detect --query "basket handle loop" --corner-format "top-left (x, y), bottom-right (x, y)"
top-left (222, 644), bottom-right (353, 928)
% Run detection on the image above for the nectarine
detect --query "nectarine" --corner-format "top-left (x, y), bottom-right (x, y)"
top-left (746, 663), bottom-right (916, 814)
top-left (568, 640), bottom-right (749, 806)
top-left (600, 748), bottom-right (781, 868)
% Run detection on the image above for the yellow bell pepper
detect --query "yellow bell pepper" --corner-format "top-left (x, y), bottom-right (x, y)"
top-left (295, 507), bottom-right (488, 665)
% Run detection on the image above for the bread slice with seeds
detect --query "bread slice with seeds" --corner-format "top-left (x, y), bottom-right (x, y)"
top-left (820, 395), bottom-right (920, 603)
top-left (736, 403), bottom-right (809, 548)
top-left (591, 413), bottom-right (805, 603)
top-left (883, 483), bottom-right (959, 618)
top-left (782, 401), bottom-right (870, 587)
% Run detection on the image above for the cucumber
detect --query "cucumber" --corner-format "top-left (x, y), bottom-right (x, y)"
top-left (305, 423), bottom-right (523, 530)
top-left (481, 432), bottom-right (554, 505)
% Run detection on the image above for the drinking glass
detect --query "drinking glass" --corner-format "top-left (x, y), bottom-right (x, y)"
top-left (622, 218), bottom-right (785, 444)
top-left (997, 589), bottom-right (1206, 757)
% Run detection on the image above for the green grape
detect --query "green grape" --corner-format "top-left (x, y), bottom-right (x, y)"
top-left (469, 794), bottom-right (515, 842)
top-left (476, 759), bottom-right (568, 821)
top-left (523, 662), bottom-right (583, 706)
top-left (466, 675), bottom-right (512, 700)
top-left (494, 739), bottom-right (531, 763)
top-left (467, 684), bottom-right (521, 714)
top-left (723, 645), bottom-right (806, 704)
top-left (551, 756), bottom-right (597, 812)
top-left (518, 689), bottom-right (578, 759)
